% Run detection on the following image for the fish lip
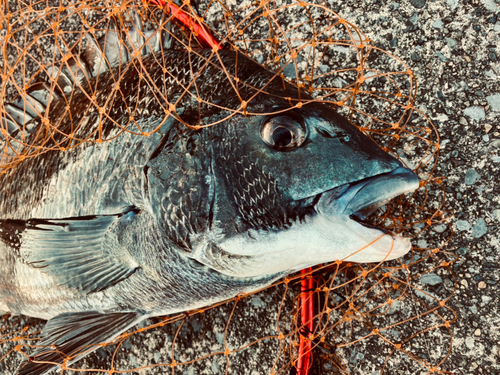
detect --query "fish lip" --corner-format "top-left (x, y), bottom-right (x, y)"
top-left (314, 166), bottom-right (419, 222)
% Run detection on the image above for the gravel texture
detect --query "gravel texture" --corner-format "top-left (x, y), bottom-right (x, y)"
top-left (1, 0), bottom-right (499, 374)
top-left (326, 1), bottom-right (500, 373)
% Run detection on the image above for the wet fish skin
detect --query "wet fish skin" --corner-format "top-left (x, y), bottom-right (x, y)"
top-left (0, 48), bottom-right (417, 375)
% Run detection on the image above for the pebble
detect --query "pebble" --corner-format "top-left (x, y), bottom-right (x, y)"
top-left (464, 106), bottom-right (485, 121)
top-left (457, 247), bottom-right (468, 255)
top-left (461, 279), bottom-right (469, 288)
top-left (482, 296), bottom-right (492, 303)
top-left (444, 278), bottom-right (453, 288)
top-left (472, 218), bottom-right (488, 238)
top-left (410, 0), bottom-right (426, 9)
top-left (446, 0), bottom-right (459, 10)
top-left (478, 281), bottom-right (487, 289)
top-left (484, 0), bottom-right (500, 11)
top-left (432, 223), bottom-right (447, 233)
top-left (251, 296), bottom-right (264, 308)
top-left (332, 77), bottom-right (349, 88)
top-left (483, 134), bottom-right (490, 142)
top-left (464, 169), bottom-right (481, 185)
top-left (466, 337), bottom-right (474, 349)
top-left (191, 319), bottom-right (201, 333)
top-left (456, 220), bottom-right (471, 231)
top-left (421, 273), bottom-right (443, 285)
top-left (417, 239), bottom-right (429, 248)
top-left (432, 19), bottom-right (444, 29)
top-left (215, 331), bottom-right (225, 345)
top-left (474, 329), bottom-right (481, 336)
top-left (485, 124), bottom-right (492, 133)
top-left (282, 63), bottom-right (296, 79)
top-left (211, 361), bottom-right (220, 374)
top-left (493, 209), bottom-right (500, 221)
top-left (387, 300), bottom-right (402, 314)
top-left (96, 347), bottom-right (108, 360)
top-left (129, 354), bottom-right (139, 368)
top-left (445, 37), bottom-right (458, 48)
top-left (389, 329), bottom-right (402, 341)
top-left (486, 94), bottom-right (500, 111)
top-left (435, 51), bottom-right (449, 62)
top-left (411, 52), bottom-right (422, 62)
top-left (318, 64), bottom-right (330, 74)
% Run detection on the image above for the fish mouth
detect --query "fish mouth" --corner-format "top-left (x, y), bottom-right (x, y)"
top-left (312, 166), bottom-right (419, 263)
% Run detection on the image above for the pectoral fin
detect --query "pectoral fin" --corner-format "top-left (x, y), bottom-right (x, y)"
top-left (17, 311), bottom-right (143, 375)
top-left (10, 208), bottom-right (140, 294)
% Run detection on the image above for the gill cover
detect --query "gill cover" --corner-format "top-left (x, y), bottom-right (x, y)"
top-left (144, 122), bottom-right (213, 250)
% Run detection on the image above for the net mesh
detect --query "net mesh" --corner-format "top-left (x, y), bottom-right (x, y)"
top-left (0, 0), bottom-right (455, 374)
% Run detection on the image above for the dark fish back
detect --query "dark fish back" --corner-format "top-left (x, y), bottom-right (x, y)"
top-left (0, 49), bottom-right (294, 219)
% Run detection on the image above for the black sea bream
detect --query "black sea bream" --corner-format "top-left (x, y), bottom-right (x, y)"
top-left (0, 17), bottom-right (418, 375)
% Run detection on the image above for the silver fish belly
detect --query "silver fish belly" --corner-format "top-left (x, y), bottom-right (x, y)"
top-left (0, 45), bottom-right (418, 374)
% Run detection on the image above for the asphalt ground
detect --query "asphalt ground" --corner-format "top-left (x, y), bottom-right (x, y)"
top-left (0, 0), bottom-right (499, 374)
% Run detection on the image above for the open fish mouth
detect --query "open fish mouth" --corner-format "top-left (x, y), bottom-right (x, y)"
top-left (311, 166), bottom-right (420, 263)
top-left (316, 166), bottom-right (419, 223)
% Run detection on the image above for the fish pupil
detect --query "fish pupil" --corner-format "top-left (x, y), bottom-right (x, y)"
top-left (273, 126), bottom-right (293, 147)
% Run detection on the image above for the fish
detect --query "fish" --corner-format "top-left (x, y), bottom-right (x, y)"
top-left (0, 12), bottom-right (419, 375)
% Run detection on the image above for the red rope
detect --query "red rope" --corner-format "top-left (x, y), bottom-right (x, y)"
top-left (297, 267), bottom-right (314, 375)
top-left (148, 0), bottom-right (222, 50)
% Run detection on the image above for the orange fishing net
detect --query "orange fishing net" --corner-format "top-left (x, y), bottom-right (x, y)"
top-left (0, 0), bottom-right (455, 374)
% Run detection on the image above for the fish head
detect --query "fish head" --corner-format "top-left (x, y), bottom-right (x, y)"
top-left (143, 50), bottom-right (419, 278)
top-left (196, 99), bottom-right (419, 277)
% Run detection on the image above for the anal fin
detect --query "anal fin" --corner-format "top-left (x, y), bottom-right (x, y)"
top-left (17, 311), bottom-right (143, 375)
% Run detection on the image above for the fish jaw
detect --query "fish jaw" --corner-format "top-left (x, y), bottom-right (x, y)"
top-left (204, 166), bottom-right (418, 278)
top-left (316, 167), bottom-right (420, 220)
top-left (211, 214), bottom-right (410, 277)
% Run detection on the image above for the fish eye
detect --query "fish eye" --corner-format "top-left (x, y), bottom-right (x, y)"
top-left (260, 115), bottom-right (307, 150)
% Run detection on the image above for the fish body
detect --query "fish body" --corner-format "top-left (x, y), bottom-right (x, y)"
top-left (0, 47), bottom-right (418, 374)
